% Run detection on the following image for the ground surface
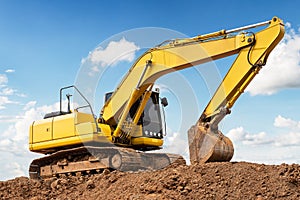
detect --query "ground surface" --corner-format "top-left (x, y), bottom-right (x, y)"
top-left (0, 161), bottom-right (299, 200)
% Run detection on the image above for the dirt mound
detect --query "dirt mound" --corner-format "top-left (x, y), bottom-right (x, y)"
top-left (0, 161), bottom-right (299, 200)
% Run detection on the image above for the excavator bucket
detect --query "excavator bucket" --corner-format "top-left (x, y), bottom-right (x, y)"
top-left (188, 125), bottom-right (234, 164)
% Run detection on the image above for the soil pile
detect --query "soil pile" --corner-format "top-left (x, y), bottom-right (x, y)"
top-left (0, 161), bottom-right (299, 200)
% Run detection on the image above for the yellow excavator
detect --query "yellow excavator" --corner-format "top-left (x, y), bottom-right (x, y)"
top-left (29, 17), bottom-right (284, 179)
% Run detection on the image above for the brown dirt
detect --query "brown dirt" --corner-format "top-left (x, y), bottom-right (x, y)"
top-left (0, 161), bottom-right (299, 200)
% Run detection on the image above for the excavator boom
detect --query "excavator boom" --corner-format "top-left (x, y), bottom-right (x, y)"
top-left (101, 17), bottom-right (284, 158)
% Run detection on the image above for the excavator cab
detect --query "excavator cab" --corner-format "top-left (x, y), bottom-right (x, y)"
top-left (105, 89), bottom-right (167, 142)
top-left (130, 90), bottom-right (166, 140)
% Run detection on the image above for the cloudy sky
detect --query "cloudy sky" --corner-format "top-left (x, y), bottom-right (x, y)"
top-left (1, 0), bottom-right (300, 180)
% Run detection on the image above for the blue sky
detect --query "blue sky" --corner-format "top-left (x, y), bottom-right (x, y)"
top-left (1, 0), bottom-right (300, 180)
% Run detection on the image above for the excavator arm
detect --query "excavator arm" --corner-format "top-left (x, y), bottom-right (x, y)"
top-left (201, 17), bottom-right (285, 121)
top-left (101, 17), bottom-right (284, 148)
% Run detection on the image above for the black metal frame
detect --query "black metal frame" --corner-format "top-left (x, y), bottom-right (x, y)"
top-left (59, 85), bottom-right (100, 132)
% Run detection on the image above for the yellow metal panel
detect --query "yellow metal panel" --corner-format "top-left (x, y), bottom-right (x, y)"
top-left (53, 114), bottom-right (75, 139)
top-left (131, 137), bottom-right (163, 147)
top-left (32, 118), bottom-right (53, 143)
top-left (130, 125), bottom-right (143, 137)
top-left (30, 133), bottom-right (111, 153)
top-left (113, 88), bottom-right (141, 138)
top-left (75, 112), bottom-right (95, 124)
top-left (98, 123), bottom-right (112, 137)
top-left (75, 122), bottom-right (96, 135)
top-left (29, 123), bottom-right (33, 144)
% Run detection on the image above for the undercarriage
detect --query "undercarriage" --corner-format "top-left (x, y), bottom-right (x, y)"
top-left (29, 146), bottom-right (184, 179)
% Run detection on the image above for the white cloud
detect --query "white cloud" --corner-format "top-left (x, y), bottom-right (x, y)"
top-left (243, 132), bottom-right (269, 145)
top-left (246, 23), bottom-right (300, 95)
top-left (226, 116), bottom-right (300, 164)
top-left (0, 138), bottom-right (12, 146)
top-left (83, 37), bottom-right (140, 76)
top-left (163, 128), bottom-right (180, 147)
top-left (90, 37), bottom-right (139, 66)
top-left (0, 150), bottom-right (37, 180)
top-left (0, 74), bottom-right (20, 109)
top-left (0, 115), bottom-right (18, 123)
top-left (0, 96), bottom-right (13, 109)
top-left (273, 115), bottom-right (300, 146)
top-left (0, 95), bottom-right (19, 110)
top-left (23, 101), bottom-right (37, 110)
top-left (9, 162), bottom-right (25, 177)
top-left (5, 69), bottom-right (15, 73)
top-left (285, 22), bottom-right (291, 29)
top-left (91, 65), bottom-right (100, 72)
top-left (0, 74), bottom-right (8, 87)
top-left (3, 102), bottom-right (60, 141)
top-left (16, 93), bottom-right (27, 98)
top-left (1, 161), bottom-right (26, 179)
top-left (274, 115), bottom-right (300, 129)
top-left (226, 127), bottom-right (272, 145)
top-left (0, 80), bottom-right (19, 97)
top-left (157, 126), bottom-right (190, 163)
top-left (226, 115), bottom-right (300, 148)
top-left (1, 87), bottom-right (15, 95)
top-left (0, 101), bottom-right (61, 180)
top-left (275, 132), bottom-right (300, 147)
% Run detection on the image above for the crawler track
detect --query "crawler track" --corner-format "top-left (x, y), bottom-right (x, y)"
top-left (29, 146), bottom-right (184, 179)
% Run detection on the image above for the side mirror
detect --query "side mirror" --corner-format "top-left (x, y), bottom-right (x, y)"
top-left (161, 97), bottom-right (168, 107)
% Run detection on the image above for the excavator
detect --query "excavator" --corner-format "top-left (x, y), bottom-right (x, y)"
top-left (29, 17), bottom-right (284, 179)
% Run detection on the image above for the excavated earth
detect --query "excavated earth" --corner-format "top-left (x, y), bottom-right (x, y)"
top-left (0, 160), bottom-right (299, 200)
